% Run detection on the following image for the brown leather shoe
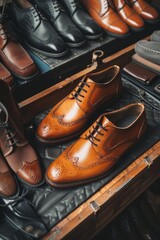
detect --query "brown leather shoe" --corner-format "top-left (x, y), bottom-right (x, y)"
top-left (0, 102), bottom-right (43, 187)
top-left (80, 0), bottom-right (130, 38)
top-left (46, 103), bottom-right (147, 187)
top-left (0, 80), bottom-right (43, 187)
top-left (0, 62), bottom-right (14, 87)
top-left (128, 0), bottom-right (159, 23)
top-left (113, 0), bottom-right (145, 31)
top-left (0, 14), bottom-right (39, 81)
top-left (0, 153), bottom-right (18, 198)
top-left (37, 65), bottom-right (122, 144)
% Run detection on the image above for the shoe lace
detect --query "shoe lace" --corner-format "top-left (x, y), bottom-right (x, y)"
top-left (70, 0), bottom-right (80, 8)
top-left (52, 0), bottom-right (63, 12)
top-left (0, 102), bottom-right (19, 148)
top-left (71, 80), bottom-right (90, 102)
top-left (85, 119), bottom-right (108, 147)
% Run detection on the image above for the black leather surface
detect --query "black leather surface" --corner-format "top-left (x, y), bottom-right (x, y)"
top-left (27, 81), bottom-right (160, 230)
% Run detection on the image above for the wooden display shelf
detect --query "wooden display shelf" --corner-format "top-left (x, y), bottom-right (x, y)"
top-left (18, 37), bottom-right (160, 240)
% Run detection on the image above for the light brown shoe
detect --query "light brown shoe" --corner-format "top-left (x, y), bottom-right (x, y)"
top-left (112, 0), bottom-right (145, 31)
top-left (80, 0), bottom-right (130, 38)
top-left (37, 65), bottom-right (122, 144)
top-left (46, 103), bottom-right (147, 187)
top-left (0, 153), bottom-right (18, 198)
top-left (128, 0), bottom-right (159, 23)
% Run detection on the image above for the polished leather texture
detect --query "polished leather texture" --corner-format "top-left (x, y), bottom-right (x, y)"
top-left (32, 0), bottom-right (85, 47)
top-left (80, 0), bottom-right (130, 38)
top-left (0, 62), bottom-right (14, 86)
top-left (123, 62), bottom-right (157, 85)
top-left (8, 1), bottom-right (68, 57)
top-left (113, 0), bottom-right (145, 31)
top-left (0, 81), bottom-right (43, 187)
top-left (59, 0), bottom-right (102, 39)
top-left (0, 153), bottom-right (18, 198)
top-left (132, 53), bottom-right (160, 75)
top-left (135, 40), bottom-right (160, 65)
top-left (128, 0), bottom-right (159, 22)
top-left (46, 103), bottom-right (147, 187)
top-left (0, 14), bottom-right (38, 80)
top-left (151, 30), bottom-right (160, 42)
top-left (0, 191), bottom-right (47, 239)
top-left (37, 65), bottom-right (122, 144)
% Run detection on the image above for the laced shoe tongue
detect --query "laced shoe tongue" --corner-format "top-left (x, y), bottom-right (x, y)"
top-left (100, 115), bottom-right (115, 128)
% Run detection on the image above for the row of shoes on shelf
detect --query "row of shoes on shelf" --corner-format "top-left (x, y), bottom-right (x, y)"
top-left (0, 0), bottom-right (159, 85)
top-left (3, 0), bottom-right (160, 59)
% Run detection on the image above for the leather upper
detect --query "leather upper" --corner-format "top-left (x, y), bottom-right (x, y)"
top-left (33, 0), bottom-right (85, 47)
top-left (0, 153), bottom-right (18, 197)
top-left (60, 0), bottom-right (102, 39)
top-left (0, 62), bottom-right (14, 86)
top-left (46, 103), bottom-right (147, 187)
top-left (128, 0), bottom-right (159, 21)
top-left (0, 15), bottom-right (38, 79)
top-left (113, 0), bottom-right (145, 30)
top-left (80, 0), bottom-right (130, 37)
top-left (37, 65), bottom-right (122, 143)
top-left (9, 1), bottom-right (68, 57)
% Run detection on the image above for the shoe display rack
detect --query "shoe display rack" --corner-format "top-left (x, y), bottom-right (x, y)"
top-left (16, 38), bottom-right (160, 240)
top-left (13, 17), bottom-right (160, 102)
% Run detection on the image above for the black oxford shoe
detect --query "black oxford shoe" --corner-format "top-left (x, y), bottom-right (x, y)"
top-left (8, 0), bottom-right (68, 57)
top-left (59, 0), bottom-right (103, 40)
top-left (32, 0), bottom-right (86, 48)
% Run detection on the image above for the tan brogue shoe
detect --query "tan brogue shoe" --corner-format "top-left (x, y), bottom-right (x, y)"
top-left (128, 0), bottom-right (159, 23)
top-left (0, 153), bottom-right (18, 198)
top-left (80, 0), bottom-right (130, 38)
top-left (113, 0), bottom-right (145, 31)
top-left (46, 103), bottom-right (147, 187)
top-left (0, 102), bottom-right (43, 187)
top-left (37, 65), bottom-right (122, 144)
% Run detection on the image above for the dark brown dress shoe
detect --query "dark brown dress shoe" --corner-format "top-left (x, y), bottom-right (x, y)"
top-left (0, 102), bottom-right (43, 187)
top-left (0, 153), bottom-right (18, 198)
top-left (113, 0), bottom-right (145, 31)
top-left (37, 65), bottom-right (122, 144)
top-left (46, 103), bottom-right (147, 187)
top-left (0, 80), bottom-right (43, 187)
top-left (128, 0), bottom-right (159, 23)
top-left (0, 62), bottom-right (14, 87)
top-left (0, 14), bottom-right (39, 81)
top-left (80, 0), bottom-right (130, 38)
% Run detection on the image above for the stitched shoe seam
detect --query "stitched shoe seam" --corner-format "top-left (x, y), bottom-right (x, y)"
top-left (137, 42), bottom-right (160, 55)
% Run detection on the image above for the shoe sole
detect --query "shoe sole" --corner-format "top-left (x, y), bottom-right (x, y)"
top-left (84, 32), bottom-right (103, 40)
top-left (66, 39), bottom-right (86, 48)
top-left (25, 41), bottom-right (69, 58)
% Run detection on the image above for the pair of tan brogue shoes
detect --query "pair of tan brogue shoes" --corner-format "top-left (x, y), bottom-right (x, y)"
top-left (37, 65), bottom-right (147, 187)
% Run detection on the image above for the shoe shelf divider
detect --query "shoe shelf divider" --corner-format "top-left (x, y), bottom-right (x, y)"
top-left (18, 36), bottom-right (160, 240)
